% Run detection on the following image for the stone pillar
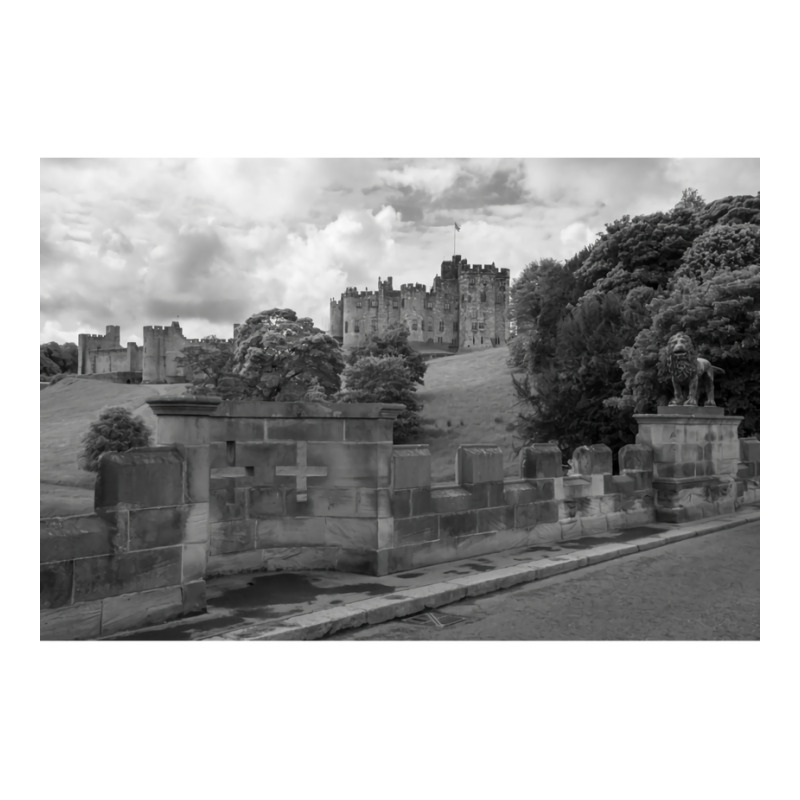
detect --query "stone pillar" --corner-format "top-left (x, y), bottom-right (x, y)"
top-left (634, 406), bottom-right (744, 523)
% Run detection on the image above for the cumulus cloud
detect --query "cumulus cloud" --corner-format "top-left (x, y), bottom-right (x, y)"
top-left (40, 158), bottom-right (760, 345)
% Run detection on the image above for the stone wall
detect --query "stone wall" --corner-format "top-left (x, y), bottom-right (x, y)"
top-left (40, 447), bottom-right (208, 639)
top-left (78, 326), bottom-right (143, 376)
top-left (41, 399), bottom-right (761, 638)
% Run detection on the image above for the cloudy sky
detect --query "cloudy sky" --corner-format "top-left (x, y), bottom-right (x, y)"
top-left (40, 158), bottom-right (760, 345)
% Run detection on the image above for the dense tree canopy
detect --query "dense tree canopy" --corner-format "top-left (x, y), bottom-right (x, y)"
top-left (510, 191), bottom-right (760, 459)
top-left (345, 324), bottom-right (427, 385)
top-left (40, 341), bottom-right (78, 377)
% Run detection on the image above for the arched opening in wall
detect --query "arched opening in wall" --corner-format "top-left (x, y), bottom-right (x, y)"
top-left (126, 379), bottom-right (131, 384)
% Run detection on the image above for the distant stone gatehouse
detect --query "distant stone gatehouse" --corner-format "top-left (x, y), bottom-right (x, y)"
top-left (329, 255), bottom-right (511, 353)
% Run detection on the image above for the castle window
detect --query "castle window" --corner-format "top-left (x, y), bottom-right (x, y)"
top-left (480, 291), bottom-right (487, 302)
top-left (370, 299), bottom-right (378, 307)
top-left (345, 321), bottom-right (349, 333)
top-left (438, 321), bottom-right (444, 332)
top-left (371, 319), bottom-right (378, 332)
top-left (428, 321), bottom-right (433, 331)
top-left (478, 322), bottom-right (485, 329)
top-left (461, 295), bottom-right (466, 302)
top-left (393, 300), bottom-right (399, 308)
top-left (472, 323), bottom-right (478, 331)
top-left (426, 301), bottom-right (433, 309)
top-left (412, 320), bottom-right (418, 331)
top-left (453, 321), bottom-right (458, 332)
top-left (444, 302), bottom-right (451, 311)
top-left (354, 322), bottom-right (360, 333)
top-left (437, 337), bottom-right (442, 343)
top-left (468, 278), bottom-right (475, 287)
top-left (401, 299), bottom-right (405, 308)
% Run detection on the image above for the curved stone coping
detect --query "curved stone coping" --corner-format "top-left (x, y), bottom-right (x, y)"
top-left (212, 400), bottom-right (406, 419)
top-left (147, 395), bottom-right (222, 415)
top-left (635, 412), bottom-right (743, 424)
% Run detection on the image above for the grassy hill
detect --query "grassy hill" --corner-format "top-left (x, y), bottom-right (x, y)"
top-left (40, 347), bottom-right (521, 516)
top-left (415, 345), bottom-right (521, 482)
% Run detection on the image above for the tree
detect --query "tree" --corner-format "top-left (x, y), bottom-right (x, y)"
top-left (40, 341), bottom-right (78, 377)
top-left (345, 324), bottom-right (427, 385)
top-left (79, 407), bottom-right (152, 472)
top-left (231, 308), bottom-right (345, 401)
top-left (177, 336), bottom-right (240, 399)
top-left (338, 356), bottom-right (423, 443)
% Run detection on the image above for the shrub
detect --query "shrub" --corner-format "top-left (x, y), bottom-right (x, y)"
top-left (79, 406), bottom-right (153, 472)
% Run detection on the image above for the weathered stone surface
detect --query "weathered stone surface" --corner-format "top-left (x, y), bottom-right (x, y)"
top-left (324, 517), bottom-right (378, 549)
top-left (72, 547), bottom-right (182, 602)
top-left (95, 447), bottom-right (185, 509)
top-left (183, 445), bottom-right (210, 503)
top-left (394, 514), bottom-right (440, 544)
top-left (267, 418), bottom-right (345, 442)
top-left (439, 510), bottom-right (478, 538)
top-left (182, 580), bottom-right (207, 615)
top-left (456, 445), bottom-right (504, 485)
top-left (560, 518), bottom-right (583, 540)
top-left (207, 549), bottom-right (265, 575)
top-left (392, 445), bottom-right (432, 489)
top-left (182, 543), bottom-right (207, 582)
top-left (430, 485), bottom-right (472, 514)
top-left (128, 506), bottom-right (187, 551)
top-left (184, 503), bottom-right (209, 545)
top-left (739, 438), bottom-right (760, 462)
top-left (256, 516), bottom-right (326, 548)
top-left (503, 479), bottom-right (555, 505)
top-left (154, 415), bottom-right (212, 447)
top-left (580, 515), bottom-right (609, 535)
top-left (261, 546), bottom-right (339, 572)
top-left (100, 586), bottom-right (184, 636)
top-left (41, 561), bottom-right (73, 609)
top-left (40, 515), bottom-right (115, 563)
top-left (209, 519), bottom-right (256, 555)
top-left (584, 542), bottom-right (638, 565)
top-left (476, 505), bottom-right (515, 532)
top-left (563, 476), bottom-right (592, 499)
top-left (208, 417), bottom-right (265, 443)
top-left (214, 400), bottom-right (404, 419)
top-left (465, 482), bottom-right (505, 509)
top-left (520, 444), bottom-right (562, 479)
top-left (343, 418), bottom-right (394, 443)
top-left (283, 486), bottom-right (390, 518)
top-left (571, 444), bottom-right (613, 476)
top-left (40, 601), bottom-right (102, 640)
top-left (618, 444), bottom-right (653, 472)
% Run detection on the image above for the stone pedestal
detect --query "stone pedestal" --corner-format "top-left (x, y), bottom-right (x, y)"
top-left (634, 406), bottom-right (744, 523)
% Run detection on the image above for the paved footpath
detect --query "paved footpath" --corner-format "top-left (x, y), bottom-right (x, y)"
top-left (109, 506), bottom-right (759, 641)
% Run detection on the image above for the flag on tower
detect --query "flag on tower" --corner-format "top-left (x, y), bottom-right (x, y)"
top-left (454, 222), bottom-right (461, 232)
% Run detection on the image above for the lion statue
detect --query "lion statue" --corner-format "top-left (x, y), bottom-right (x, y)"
top-left (666, 332), bottom-right (724, 407)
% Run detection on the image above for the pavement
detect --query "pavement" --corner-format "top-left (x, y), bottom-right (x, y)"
top-left (107, 505), bottom-right (760, 641)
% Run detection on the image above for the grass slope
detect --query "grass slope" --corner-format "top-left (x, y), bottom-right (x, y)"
top-left (40, 378), bottom-right (186, 517)
top-left (39, 347), bottom-right (521, 515)
top-left (415, 345), bottom-right (521, 482)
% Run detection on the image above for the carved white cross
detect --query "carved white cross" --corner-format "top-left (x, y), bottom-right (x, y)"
top-left (275, 441), bottom-right (328, 502)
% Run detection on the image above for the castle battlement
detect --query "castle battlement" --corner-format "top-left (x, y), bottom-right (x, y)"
top-left (330, 254), bottom-right (510, 353)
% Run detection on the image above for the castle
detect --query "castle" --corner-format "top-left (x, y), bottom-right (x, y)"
top-left (77, 321), bottom-right (234, 384)
top-left (76, 254), bottom-right (509, 384)
top-left (329, 255), bottom-right (510, 352)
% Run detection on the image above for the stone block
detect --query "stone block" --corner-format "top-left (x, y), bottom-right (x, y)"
top-left (128, 506), bottom-right (187, 551)
top-left (267, 418), bottom-right (345, 442)
top-left (466, 481), bottom-right (505, 509)
top-left (580, 515), bottom-right (609, 535)
top-left (343, 418), bottom-right (394, 443)
top-left (41, 561), bottom-right (73, 609)
top-left (209, 478), bottom-right (246, 522)
top-left (563, 476), bottom-right (592, 499)
top-left (40, 601), bottom-right (102, 640)
top-left (234, 442), bottom-right (298, 485)
top-left (559, 500), bottom-right (578, 520)
top-left (377, 518), bottom-right (393, 549)
top-left (209, 519), bottom-right (256, 555)
top-left (503, 479), bottom-right (555, 505)
top-left (182, 580), bottom-right (207, 615)
top-left (248, 487), bottom-right (285, 517)
top-left (606, 511), bottom-right (626, 531)
top-left (182, 543), bottom-right (207, 582)
top-left (519, 444), bottom-right (563, 479)
top-left (72, 547), bottom-right (183, 602)
top-left (154, 413), bottom-right (214, 446)
top-left (514, 502), bottom-right (539, 529)
top-left (618, 444), bottom-right (654, 472)
top-left (527, 522), bottom-right (562, 544)
top-left (40, 515), bottom-right (115, 563)
top-left (394, 514), bottom-right (439, 544)
top-left (391, 489), bottom-right (412, 517)
top-left (392, 445), bottom-right (432, 489)
top-left (740, 438), bottom-right (760, 462)
top-left (261, 546), bottom-right (339, 572)
top-left (183, 445), bottom-right (210, 503)
top-left (438, 508), bottom-right (480, 539)
top-left (324, 518), bottom-right (378, 549)
top-left (334, 550), bottom-right (380, 575)
top-left (208, 417), bottom-right (265, 443)
top-left (534, 555), bottom-right (586, 579)
top-left (100, 586), bottom-right (184, 636)
top-left (584, 542), bottom-right (638, 566)
top-left (571, 444), bottom-right (613, 475)
top-left (256, 516), bottom-right (326, 548)
top-left (303, 442), bottom-right (379, 488)
top-left (430, 486), bottom-right (473, 514)
top-left (476, 506), bottom-right (515, 533)
top-left (95, 447), bottom-right (185, 510)
top-left (284, 486), bottom-right (390, 518)
top-left (207, 550), bottom-right (265, 576)
top-left (456, 445), bottom-right (504, 484)
top-left (599, 495), bottom-right (620, 514)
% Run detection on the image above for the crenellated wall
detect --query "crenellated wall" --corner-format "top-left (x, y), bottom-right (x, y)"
top-left (41, 400), bottom-right (760, 638)
top-left (330, 255), bottom-right (510, 352)
top-left (77, 325), bottom-right (143, 377)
